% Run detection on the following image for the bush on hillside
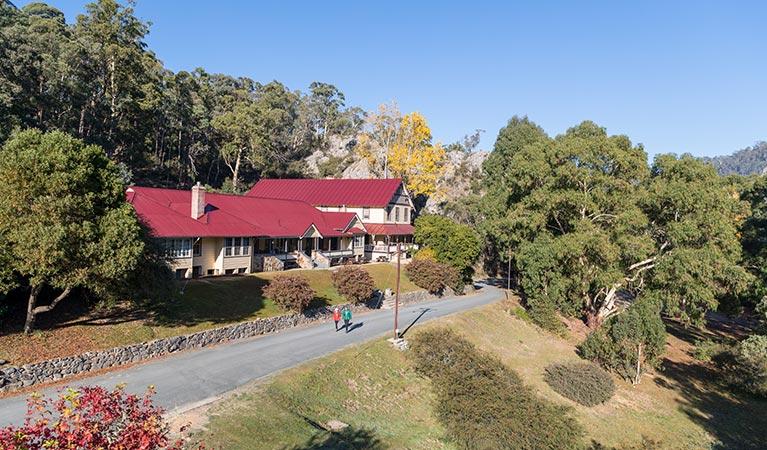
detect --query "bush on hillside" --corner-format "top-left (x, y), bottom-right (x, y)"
top-left (720, 335), bottom-right (767, 398)
top-left (580, 299), bottom-right (666, 385)
top-left (442, 264), bottom-right (464, 294)
top-left (544, 362), bottom-right (616, 406)
top-left (263, 274), bottom-right (315, 314)
top-left (409, 328), bottom-right (584, 450)
top-left (691, 338), bottom-right (727, 362)
top-left (331, 266), bottom-right (375, 304)
top-left (406, 259), bottom-right (445, 294)
top-left (406, 259), bottom-right (463, 295)
top-left (528, 301), bottom-right (566, 335)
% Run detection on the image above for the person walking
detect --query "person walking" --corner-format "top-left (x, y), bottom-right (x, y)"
top-left (332, 307), bottom-right (341, 332)
top-left (341, 307), bottom-right (352, 333)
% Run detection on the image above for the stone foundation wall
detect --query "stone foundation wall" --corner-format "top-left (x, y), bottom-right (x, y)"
top-left (0, 289), bottom-right (445, 393)
top-left (262, 256), bottom-right (285, 272)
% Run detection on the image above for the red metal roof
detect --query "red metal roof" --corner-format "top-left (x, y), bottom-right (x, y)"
top-left (127, 186), bottom-right (362, 239)
top-left (247, 178), bottom-right (404, 207)
top-left (364, 223), bottom-right (415, 236)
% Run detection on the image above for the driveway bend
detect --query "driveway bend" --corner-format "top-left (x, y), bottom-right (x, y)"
top-left (0, 285), bottom-right (504, 427)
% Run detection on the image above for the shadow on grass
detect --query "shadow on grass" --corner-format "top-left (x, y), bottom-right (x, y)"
top-left (656, 323), bottom-right (767, 449)
top-left (283, 426), bottom-right (385, 450)
top-left (0, 287), bottom-right (147, 336)
top-left (665, 316), bottom-right (752, 348)
top-left (152, 276), bottom-right (337, 328)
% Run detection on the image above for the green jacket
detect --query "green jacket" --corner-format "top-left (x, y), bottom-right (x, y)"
top-left (341, 308), bottom-right (352, 321)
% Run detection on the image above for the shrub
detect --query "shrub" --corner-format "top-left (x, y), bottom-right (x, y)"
top-left (528, 301), bottom-right (566, 335)
top-left (580, 299), bottom-right (666, 385)
top-left (410, 328), bottom-right (584, 449)
top-left (691, 338), bottom-right (727, 362)
top-left (724, 335), bottom-right (767, 397)
top-left (413, 215), bottom-right (481, 282)
top-left (413, 247), bottom-right (436, 261)
top-left (442, 264), bottom-right (464, 294)
top-left (331, 266), bottom-right (375, 303)
top-left (544, 361), bottom-right (616, 406)
top-left (406, 258), bottom-right (446, 294)
top-left (262, 274), bottom-right (316, 314)
top-left (0, 385), bottom-right (201, 449)
top-left (406, 259), bottom-right (464, 295)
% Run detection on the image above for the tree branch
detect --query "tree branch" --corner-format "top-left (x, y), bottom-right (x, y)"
top-left (31, 287), bottom-right (72, 315)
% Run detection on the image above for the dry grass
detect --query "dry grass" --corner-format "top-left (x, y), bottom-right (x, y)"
top-left (186, 297), bottom-right (767, 450)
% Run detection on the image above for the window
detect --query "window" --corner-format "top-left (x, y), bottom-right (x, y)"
top-left (193, 240), bottom-right (202, 257)
top-left (362, 207), bottom-right (370, 219)
top-left (387, 206), bottom-right (393, 222)
top-left (395, 207), bottom-right (400, 222)
top-left (224, 237), bottom-right (250, 257)
top-left (165, 239), bottom-right (191, 258)
top-left (404, 208), bottom-right (409, 223)
top-left (354, 235), bottom-right (365, 248)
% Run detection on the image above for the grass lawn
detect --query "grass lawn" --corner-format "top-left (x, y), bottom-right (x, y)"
top-left (190, 339), bottom-right (450, 450)
top-left (189, 298), bottom-right (767, 450)
top-left (0, 263), bottom-right (417, 367)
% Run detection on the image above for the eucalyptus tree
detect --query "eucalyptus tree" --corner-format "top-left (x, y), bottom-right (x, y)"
top-left (641, 154), bottom-right (752, 325)
top-left (511, 121), bottom-right (651, 327)
top-left (71, 0), bottom-right (157, 165)
top-left (478, 116), bottom-right (549, 275)
top-left (482, 119), bottom-right (749, 328)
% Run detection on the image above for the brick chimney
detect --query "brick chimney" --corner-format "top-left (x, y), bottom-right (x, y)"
top-left (191, 182), bottom-right (205, 219)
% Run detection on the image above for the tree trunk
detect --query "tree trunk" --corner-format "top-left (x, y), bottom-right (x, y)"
top-left (232, 149), bottom-right (242, 192)
top-left (24, 284), bottom-right (72, 335)
top-left (24, 284), bottom-right (43, 334)
top-left (586, 310), bottom-right (602, 329)
top-left (634, 344), bottom-right (643, 385)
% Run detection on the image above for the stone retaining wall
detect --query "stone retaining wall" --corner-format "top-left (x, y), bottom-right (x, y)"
top-left (0, 289), bottom-right (445, 393)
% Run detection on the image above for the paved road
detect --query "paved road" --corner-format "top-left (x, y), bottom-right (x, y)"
top-left (0, 285), bottom-right (504, 427)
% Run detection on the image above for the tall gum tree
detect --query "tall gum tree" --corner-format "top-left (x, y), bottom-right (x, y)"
top-left (478, 116), bottom-right (549, 276)
top-left (496, 121), bottom-right (751, 328)
top-left (0, 129), bottom-right (144, 334)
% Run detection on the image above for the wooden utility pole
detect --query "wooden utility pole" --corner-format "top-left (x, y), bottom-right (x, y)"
top-left (394, 242), bottom-right (401, 339)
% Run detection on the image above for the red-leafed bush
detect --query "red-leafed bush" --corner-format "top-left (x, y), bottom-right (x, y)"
top-left (0, 384), bottom-right (204, 449)
top-left (406, 258), bottom-right (463, 295)
top-left (331, 266), bottom-right (375, 304)
top-left (262, 274), bottom-right (316, 314)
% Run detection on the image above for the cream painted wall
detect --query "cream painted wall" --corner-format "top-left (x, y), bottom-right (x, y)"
top-left (223, 255), bottom-right (251, 272)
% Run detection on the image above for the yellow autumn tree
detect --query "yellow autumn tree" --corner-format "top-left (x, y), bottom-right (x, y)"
top-left (356, 103), bottom-right (446, 197)
top-left (389, 112), bottom-right (446, 197)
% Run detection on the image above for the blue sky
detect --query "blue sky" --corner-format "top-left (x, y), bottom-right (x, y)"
top-left (20, 0), bottom-right (767, 158)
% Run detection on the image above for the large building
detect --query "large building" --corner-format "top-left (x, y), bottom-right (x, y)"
top-left (248, 178), bottom-right (415, 260)
top-left (127, 178), bottom-right (415, 278)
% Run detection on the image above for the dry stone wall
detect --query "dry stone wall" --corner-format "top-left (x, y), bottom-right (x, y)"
top-left (0, 289), bottom-right (442, 393)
